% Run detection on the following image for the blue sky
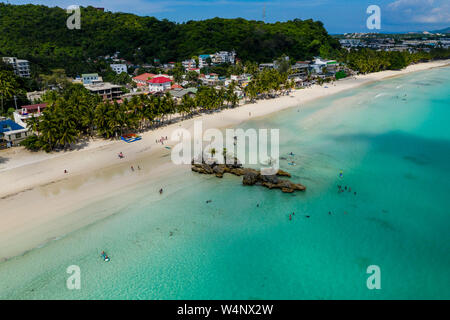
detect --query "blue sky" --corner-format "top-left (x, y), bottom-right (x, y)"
top-left (6, 0), bottom-right (450, 33)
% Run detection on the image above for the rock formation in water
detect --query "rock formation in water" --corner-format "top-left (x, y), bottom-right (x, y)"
top-left (191, 158), bottom-right (306, 193)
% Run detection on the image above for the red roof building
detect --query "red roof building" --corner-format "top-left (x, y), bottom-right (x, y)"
top-left (20, 103), bottom-right (47, 114)
top-left (171, 84), bottom-right (183, 89)
top-left (133, 73), bottom-right (156, 86)
top-left (148, 76), bottom-right (172, 84)
top-left (148, 76), bottom-right (172, 92)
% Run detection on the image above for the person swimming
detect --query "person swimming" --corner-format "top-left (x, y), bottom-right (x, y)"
top-left (289, 214), bottom-right (292, 221)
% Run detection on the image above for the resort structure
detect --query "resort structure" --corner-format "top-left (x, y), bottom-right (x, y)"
top-left (0, 119), bottom-right (29, 148)
top-left (84, 82), bottom-right (123, 100)
top-left (2, 56), bottom-right (31, 78)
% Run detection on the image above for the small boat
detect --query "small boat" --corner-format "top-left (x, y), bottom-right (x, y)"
top-left (101, 251), bottom-right (110, 262)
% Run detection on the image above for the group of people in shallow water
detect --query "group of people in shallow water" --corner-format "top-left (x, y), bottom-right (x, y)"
top-left (338, 185), bottom-right (356, 196)
top-left (288, 212), bottom-right (311, 221)
top-left (156, 136), bottom-right (168, 145)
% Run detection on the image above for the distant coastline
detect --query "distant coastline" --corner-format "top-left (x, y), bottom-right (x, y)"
top-left (0, 59), bottom-right (449, 261)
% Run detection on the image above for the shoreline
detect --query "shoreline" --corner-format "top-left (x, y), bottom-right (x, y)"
top-left (1, 59), bottom-right (449, 261)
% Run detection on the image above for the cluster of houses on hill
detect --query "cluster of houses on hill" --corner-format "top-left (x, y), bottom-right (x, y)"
top-left (182, 51), bottom-right (237, 72)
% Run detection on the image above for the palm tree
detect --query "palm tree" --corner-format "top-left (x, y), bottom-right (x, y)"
top-left (0, 71), bottom-right (18, 114)
top-left (27, 116), bottom-right (40, 136)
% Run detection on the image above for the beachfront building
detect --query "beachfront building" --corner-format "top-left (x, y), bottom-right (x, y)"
top-left (82, 73), bottom-right (100, 85)
top-left (291, 61), bottom-right (310, 78)
top-left (169, 87), bottom-right (198, 102)
top-left (0, 119), bottom-right (29, 148)
top-left (110, 64), bottom-right (128, 74)
top-left (148, 76), bottom-right (172, 92)
top-left (132, 73), bottom-right (156, 88)
top-left (84, 82), bottom-right (122, 100)
top-left (2, 57), bottom-right (31, 78)
top-left (13, 103), bottom-right (47, 127)
top-left (310, 58), bottom-right (339, 75)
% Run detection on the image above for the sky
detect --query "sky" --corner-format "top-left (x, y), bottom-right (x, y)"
top-left (5, 0), bottom-right (450, 33)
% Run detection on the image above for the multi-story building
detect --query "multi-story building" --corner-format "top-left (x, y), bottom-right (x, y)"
top-left (182, 59), bottom-right (197, 70)
top-left (2, 57), bottom-right (31, 78)
top-left (290, 61), bottom-right (310, 79)
top-left (259, 63), bottom-right (275, 71)
top-left (212, 51), bottom-right (237, 65)
top-left (13, 103), bottom-right (47, 128)
top-left (148, 76), bottom-right (172, 92)
top-left (198, 55), bottom-right (212, 69)
top-left (82, 73), bottom-right (100, 85)
top-left (110, 64), bottom-right (128, 74)
top-left (84, 82), bottom-right (122, 100)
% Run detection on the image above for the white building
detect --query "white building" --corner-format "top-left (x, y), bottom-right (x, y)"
top-left (148, 76), bottom-right (172, 92)
top-left (212, 51), bottom-right (237, 65)
top-left (110, 64), bottom-right (128, 74)
top-left (198, 55), bottom-right (212, 69)
top-left (0, 119), bottom-right (30, 148)
top-left (2, 57), bottom-right (31, 78)
top-left (82, 73), bottom-right (100, 85)
top-left (13, 103), bottom-right (47, 128)
top-left (182, 59), bottom-right (197, 70)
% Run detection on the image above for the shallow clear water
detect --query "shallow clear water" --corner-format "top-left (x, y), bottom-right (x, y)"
top-left (1, 67), bottom-right (449, 299)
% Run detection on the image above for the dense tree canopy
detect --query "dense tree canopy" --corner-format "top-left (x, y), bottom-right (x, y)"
top-left (0, 4), bottom-right (340, 77)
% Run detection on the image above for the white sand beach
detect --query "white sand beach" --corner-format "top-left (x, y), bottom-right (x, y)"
top-left (0, 59), bottom-right (449, 260)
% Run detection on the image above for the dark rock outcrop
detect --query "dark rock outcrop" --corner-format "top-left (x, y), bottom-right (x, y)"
top-left (191, 158), bottom-right (306, 193)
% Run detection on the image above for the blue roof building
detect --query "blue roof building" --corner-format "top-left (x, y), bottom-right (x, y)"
top-left (0, 119), bottom-right (29, 148)
top-left (0, 119), bottom-right (25, 134)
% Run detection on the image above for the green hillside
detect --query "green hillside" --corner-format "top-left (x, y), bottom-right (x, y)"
top-left (0, 3), bottom-right (340, 76)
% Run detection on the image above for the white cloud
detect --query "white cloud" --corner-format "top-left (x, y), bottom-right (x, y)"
top-left (387, 0), bottom-right (450, 24)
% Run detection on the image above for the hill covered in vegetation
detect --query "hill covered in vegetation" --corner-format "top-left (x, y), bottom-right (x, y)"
top-left (0, 3), bottom-right (340, 76)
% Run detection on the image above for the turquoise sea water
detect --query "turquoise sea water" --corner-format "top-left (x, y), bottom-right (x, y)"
top-left (1, 67), bottom-right (449, 299)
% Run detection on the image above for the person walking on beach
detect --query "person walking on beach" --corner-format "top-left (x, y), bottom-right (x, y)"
top-left (159, 188), bottom-right (163, 194)
top-left (131, 166), bottom-right (134, 172)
